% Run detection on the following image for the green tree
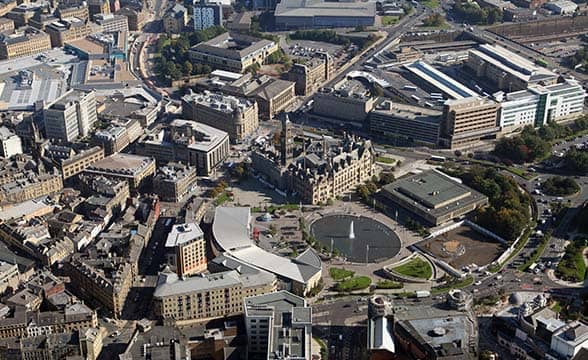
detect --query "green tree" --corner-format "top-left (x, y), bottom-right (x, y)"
top-left (183, 61), bottom-right (193, 76)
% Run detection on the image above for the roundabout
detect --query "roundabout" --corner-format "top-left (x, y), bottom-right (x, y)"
top-left (310, 214), bottom-right (401, 263)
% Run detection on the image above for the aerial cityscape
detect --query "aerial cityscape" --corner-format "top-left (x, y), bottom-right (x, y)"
top-left (0, 0), bottom-right (587, 358)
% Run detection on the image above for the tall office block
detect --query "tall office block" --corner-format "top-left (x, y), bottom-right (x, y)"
top-left (44, 90), bottom-right (97, 142)
top-left (193, 0), bottom-right (222, 30)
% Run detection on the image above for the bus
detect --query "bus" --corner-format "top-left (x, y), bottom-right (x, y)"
top-left (430, 155), bottom-right (446, 162)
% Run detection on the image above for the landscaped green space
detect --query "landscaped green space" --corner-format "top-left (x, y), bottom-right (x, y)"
top-left (518, 234), bottom-right (550, 272)
top-left (376, 156), bottom-right (395, 164)
top-left (376, 280), bottom-right (403, 289)
top-left (421, 0), bottom-right (440, 8)
top-left (541, 176), bottom-right (580, 196)
top-left (431, 276), bottom-right (474, 295)
top-left (572, 204), bottom-right (588, 233)
top-left (335, 276), bottom-right (372, 292)
top-left (556, 238), bottom-right (587, 283)
top-left (329, 267), bottom-right (355, 280)
top-left (382, 16), bottom-right (399, 26)
top-left (392, 257), bottom-right (432, 279)
top-left (442, 166), bottom-right (532, 241)
top-left (214, 192), bottom-right (231, 206)
top-left (251, 204), bottom-right (300, 213)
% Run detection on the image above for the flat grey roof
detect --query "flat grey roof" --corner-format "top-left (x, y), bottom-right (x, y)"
top-left (154, 270), bottom-right (241, 298)
top-left (165, 223), bottom-right (203, 248)
top-left (385, 170), bottom-right (472, 209)
top-left (404, 60), bottom-right (477, 100)
top-left (275, 0), bottom-right (376, 17)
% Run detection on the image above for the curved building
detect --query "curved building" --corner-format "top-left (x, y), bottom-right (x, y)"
top-left (209, 207), bottom-right (322, 296)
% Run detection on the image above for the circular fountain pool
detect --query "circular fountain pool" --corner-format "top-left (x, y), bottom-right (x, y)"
top-left (310, 215), bottom-right (401, 263)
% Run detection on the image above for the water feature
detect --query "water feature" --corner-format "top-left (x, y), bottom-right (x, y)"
top-left (311, 215), bottom-right (401, 263)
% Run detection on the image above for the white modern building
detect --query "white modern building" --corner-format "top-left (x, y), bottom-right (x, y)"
top-left (550, 321), bottom-right (588, 359)
top-left (244, 291), bottom-right (312, 360)
top-left (545, 0), bottom-right (578, 14)
top-left (210, 207), bottom-right (322, 296)
top-left (0, 126), bottom-right (22, 158)
top-left (497, 79), bottom-right (586, 133)
top-left (404, 60), bottom-right (478, 100)
top-left (44, 89), bottom-right (97, 142)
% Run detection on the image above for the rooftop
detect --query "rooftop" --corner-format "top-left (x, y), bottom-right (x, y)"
top-left (182, 90), bottom-right (254, 113)
top-left (169, 119), bottom-right (229, 152)
top-left (154, 270), bottom-right (241, 298)
top-left (165, 223), bottom-right (203, 248)
top-left (404, 60), bottom-right (478, 100)
top-left (470, 44), bottom-right (556, 83)
top-left (275, 0), bottom-right (376, 18)
top-left (212, 207), bottom-right (322, 284)
top-left (372, 101), bottom-right (442, 124)
top-left (85, 153), bottom-right (154, 177)
top-left (191, 32), bottom-right (275, 61)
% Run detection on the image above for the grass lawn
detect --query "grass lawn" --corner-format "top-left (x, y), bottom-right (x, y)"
top-left (252, 204), bottom-right (300, 213)
top-left (518, 234), bottom-right (550, 272)
top-left (376, 156), bottom-right (395, 164)
top-left (382, 16), bottom-right (399, 26)
top-left (329, 267), bottom-right (355, 281)
top-left (421, 0), bottom-right (440, 8)
top-left (336, 276), bottom-right (372, 292)
top-left (431, 276), bottom-right (474, 295)
top-left (418, 22), bottom-right (450, 30)
top-left (214, 192), bottom-right (231, 206)
top-left (392, 257), bottom-right (432, 279)
top-left (552, 301), bottom-right (562, 313)
top-left (556, 239), bottom-right (587, 282)
top-left (376, 280), bottom-right (403, 289)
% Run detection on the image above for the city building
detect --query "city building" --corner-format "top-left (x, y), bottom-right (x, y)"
top-left (244, 291), bottom-right (312, 360)
top-left (0, 127), bottom-right (22, 158)
top-left (208, 206), bottom-right (322, 296)
top-left (0, 18), bottom-right (14, 32)
top-left (446, 289), bottom-right (474, 312)
top-left (5, 3), bottom-right (45, 28)
top-left (195, 71), bottom-right (296, 119)
top-left (153, 162), bottom-right (198, 202)
top-left (135, 119), bottom-right (230, 176)
top-left (510, 0), bottom-right (546, 8)
top-left (369, 101), bottom-right (442, 146)
top-left (545, 0), bottom-right (577, 14)
top-left (314, 78), bottom-right (376, 123)
top-left (274, 0), bottom-right (376, 30)
top-left (380, 169), bottom-right (489, 226)
top-left (163, 3), bottom-right (188, 33)
top-left (44, 89), bottom-right (98, 142)
top-left (189, 32), bottom-right (279, 73)
top-left (393, 306), bottom-right (478, 358)
top-left (0, 261), bottom-right (19, 294)
top-left (404, 60), bottom-right (478, 100)
top-left (93, 126), bottom-right (130, 155)
top-left (96, 88), bottom-right (159, 127)
top-left (116, 7), bottom-right (143, 31)
top-left (367, 296), bottom-right (395, 359)
top-left (165, 222), bottom-right (206, 277)
top-left (62, 257), bottom-right (132, 319)
top-left (550, 321), bottom-right (588, 359)
top-left (153, 268), bottom-right (277, 326)
top-left (88, 0), bottom-right (111, 17)
top-left (287, 52), bottom-right (334, 95)
top-left (252, 117), bottom-right (375, 204)
top-left (0, 26), bottom-right (51, 60)
top-left (46, 145), bottom-right (105, 180)
top-left (467, 44), bottom-right (558, 92)
top-left (83, 153), bottom-right (156, 191)
top-left (193, 0), bottom-right (222, 31)
top-left (45, 17), bottom-right (91, 47)
top-left (181, 90), bottom-right (258, 143)
top-left (440, 97), bottom-right (500, 149)
top-left (0, 303), bottom-right (98, 339)
top-left (0, 155), bottom-right (63, 204)
top-left (93, 13), bottom-right (129, 33)
top-left (57, 4), bottom-right (90, 21)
